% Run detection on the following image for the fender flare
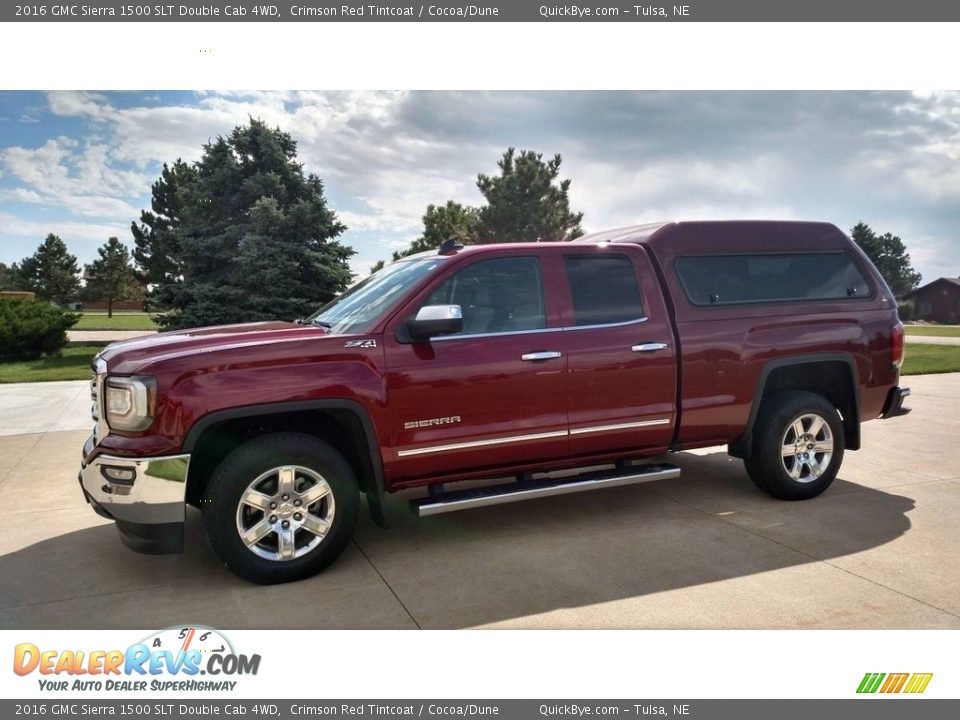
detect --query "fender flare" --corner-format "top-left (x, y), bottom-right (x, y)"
top-left (182, 399), bottom-right (388, 528)
top-left (729, 352), bottom-right (861, 458)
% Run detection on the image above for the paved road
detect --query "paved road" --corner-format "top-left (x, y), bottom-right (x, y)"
top-left (0, 380), bottom-right (90, 436)
top-left (906, 334), bottom-right (960, 346)
top-left (0, 374), bottom-right (958, 629)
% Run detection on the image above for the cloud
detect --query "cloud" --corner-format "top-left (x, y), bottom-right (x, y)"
top-left (1, 90), bottom-right (958, 283)
top-left (0, 211), bottom-right (129, 245)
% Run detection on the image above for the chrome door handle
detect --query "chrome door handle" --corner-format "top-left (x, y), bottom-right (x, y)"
top-left (521, 351), bottom-right (563, 361)
top-left (632, 342), bottom-right (668, 352)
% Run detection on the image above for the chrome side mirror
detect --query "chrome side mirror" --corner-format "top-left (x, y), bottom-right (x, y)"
top-left (408, 304), bottom-right (463, 341)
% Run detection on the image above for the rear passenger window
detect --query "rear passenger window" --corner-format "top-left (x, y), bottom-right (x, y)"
top-left (564, 255), bottom-right (645, 326)
top-left (675, 252), bottom-right (871, 306)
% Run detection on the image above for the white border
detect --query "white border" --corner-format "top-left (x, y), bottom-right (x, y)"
top-left (1, 22), bottom-right (958, 90)
top-left (5, 629), bottom-right (957, 699)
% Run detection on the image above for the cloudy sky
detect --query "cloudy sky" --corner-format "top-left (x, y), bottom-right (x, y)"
top-left (0, 90), bottom-right (957, 281)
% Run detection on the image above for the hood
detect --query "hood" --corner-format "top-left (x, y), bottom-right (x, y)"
top-left (98, 321), bottom-right (332, 375)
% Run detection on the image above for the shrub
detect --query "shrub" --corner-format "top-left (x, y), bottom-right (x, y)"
top-left (897, 299), bottom-right (914, 323)
top-left (0, 299), bottom-right (80, 361)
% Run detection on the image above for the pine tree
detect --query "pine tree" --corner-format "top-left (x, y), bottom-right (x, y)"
top-left (140, 119), bottom-right (353, 329)
top-left (131, 159), bottom-right (197, 312)
top-left (392, 201), bottom-right (481, 261)
top-left (850, 222), bottom-right (922, 297)
top-left (17, 234), bottom-right (81, 304)
top-left (476, 148), bottom-right (584, 243)
top-left (84, 238), bottom-right (141, 318)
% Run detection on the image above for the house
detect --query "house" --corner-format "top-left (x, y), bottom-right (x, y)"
top-left (903, 278), bottom-right (960, 324)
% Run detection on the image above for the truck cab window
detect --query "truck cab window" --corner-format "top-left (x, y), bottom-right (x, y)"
top-left (424, 256), bottom-right (546, 336)
top-left (564, 255), bottom-right (645, 326)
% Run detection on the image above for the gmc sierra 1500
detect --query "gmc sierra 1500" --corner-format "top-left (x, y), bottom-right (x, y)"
top-left (79, 220), bottom-right (910, 583)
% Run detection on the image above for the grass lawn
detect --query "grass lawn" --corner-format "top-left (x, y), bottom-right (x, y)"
top-left (72, 312), bottom-right (158, 331)
top-left (905, 325), bottom-right (960, 338)
top-left (2, 341), bottom-right (959, 384)
top-left (0, 347), bottom-right (99, 383)
top-left (902, 343), bottom-right (960, 376)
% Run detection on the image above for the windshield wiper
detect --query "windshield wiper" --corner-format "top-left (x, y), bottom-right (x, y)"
top-left (310, 318), bottom-right (333, 328)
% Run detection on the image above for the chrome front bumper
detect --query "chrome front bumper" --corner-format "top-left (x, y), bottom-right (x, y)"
top-left (80, 440), bottom-right (191, 553)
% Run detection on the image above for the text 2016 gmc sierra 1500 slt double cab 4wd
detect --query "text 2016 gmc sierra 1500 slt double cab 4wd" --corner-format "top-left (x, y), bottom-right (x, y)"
top-left (79, 220), bottom-right (911, 583)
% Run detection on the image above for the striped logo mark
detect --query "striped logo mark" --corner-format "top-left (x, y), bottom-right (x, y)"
top-left (857, 672), bottom-right (933, 694)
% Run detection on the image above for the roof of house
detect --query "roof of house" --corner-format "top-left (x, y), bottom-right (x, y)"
top-left (903, 277), bottom-right (960, 298)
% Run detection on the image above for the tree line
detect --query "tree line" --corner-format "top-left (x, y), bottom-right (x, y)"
top-left (0, 118), bottom-right (927, 329)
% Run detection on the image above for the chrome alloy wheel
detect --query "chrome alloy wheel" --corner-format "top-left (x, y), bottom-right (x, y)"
top-left (780, 413), bottom-right (834, 483)
top-left (234, 465), bottom-right (335, 561)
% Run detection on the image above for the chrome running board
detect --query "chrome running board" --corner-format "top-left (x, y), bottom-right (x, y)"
top-left (410, 463), bottom-right (680, 517)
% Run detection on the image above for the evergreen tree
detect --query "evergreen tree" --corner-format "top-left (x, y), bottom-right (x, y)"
top-left (372, 201), bottom-right (480, 273)
top-left (84, 237), bottom-right (141, 318)
top-left (17, 234), bottom-right (81, 304)
top-left (131, 159), bottom-right (197, 312)
top-left (850, 222), bottom-right (922, 297)
top-left (375, 147), bottom-right (586, 269)
top-left (141, 119), bottom-right (353, 329)
top-left (476, 148), bottom-right (584, 243)
top-left (0, 262), bottom-right (18, 290)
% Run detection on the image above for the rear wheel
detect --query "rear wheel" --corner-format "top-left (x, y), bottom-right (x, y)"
top-left (744, 391), bottom-right (844, 500)
top-left (202, 432), bottom-right (360, 584)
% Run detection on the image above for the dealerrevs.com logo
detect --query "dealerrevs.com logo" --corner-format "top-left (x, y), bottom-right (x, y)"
top-left (13, 626), bottom-right (260, 692)
top-left (857, 672), bottom-right (933, 694)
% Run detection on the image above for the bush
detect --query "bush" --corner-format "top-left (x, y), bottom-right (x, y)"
top-left (0, 299), bottom-right (80, 361)
top-left (897, 299), bottom-right (915, 323)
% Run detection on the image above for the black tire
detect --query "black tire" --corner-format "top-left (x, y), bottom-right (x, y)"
top-left (202, 432), bottom-right (360, 584)
top-left (744, 391), bottom-right (845, 500)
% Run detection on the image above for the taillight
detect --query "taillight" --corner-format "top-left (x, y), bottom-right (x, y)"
top-left (891, 322), bottom-right (905, 369)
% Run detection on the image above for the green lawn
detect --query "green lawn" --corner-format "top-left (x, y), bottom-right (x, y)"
top-left (2, 341), bottom-right (959, 383)
top-left (72, 312), bottom-right (158, 331)
top-left (0, 347), bottom-right (99, 383)
top-left (902, 343), bottom-right (960, 376)
top-left (905, 325), bottom-right (960, 338)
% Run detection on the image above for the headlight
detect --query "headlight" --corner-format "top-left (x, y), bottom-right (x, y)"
top-left (104, 376), bottom-right (157, 432)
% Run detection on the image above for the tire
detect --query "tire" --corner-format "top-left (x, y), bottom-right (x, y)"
top-left (202, 432), bottom-right (360, 584)
top-left (744, 391), bottom-right (845, 500)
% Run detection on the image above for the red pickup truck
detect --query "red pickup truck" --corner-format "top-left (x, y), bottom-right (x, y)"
top-left (80, 220), bottom-right (910, 583)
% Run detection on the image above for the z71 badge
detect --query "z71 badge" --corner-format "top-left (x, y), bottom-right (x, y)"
top-left (344, 339), bottom-right (377, 349)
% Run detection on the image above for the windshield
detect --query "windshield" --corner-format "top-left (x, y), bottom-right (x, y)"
top-left (307, 257), bottom-right (445, 334)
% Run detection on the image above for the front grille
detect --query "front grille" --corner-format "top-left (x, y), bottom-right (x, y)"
top-left (90, 369), bottom-right (99, 421)
top-left (90, 358), bottom-right (107, 443)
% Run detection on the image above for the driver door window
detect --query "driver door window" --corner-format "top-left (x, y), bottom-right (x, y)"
top-left (424, 256), bottom-right (546, 336)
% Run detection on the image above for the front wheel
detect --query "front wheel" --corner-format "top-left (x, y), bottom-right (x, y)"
top-left (744, 391), bottom-right (845, 500)
top-left (202, 432), bottom-right (360, 584)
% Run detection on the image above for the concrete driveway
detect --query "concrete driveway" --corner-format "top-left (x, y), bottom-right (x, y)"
top-left (1, 374), bottom-right (958, 629)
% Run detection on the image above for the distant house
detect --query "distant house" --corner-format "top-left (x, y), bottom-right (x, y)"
top-left (903, 278), bottom-right (960, 324)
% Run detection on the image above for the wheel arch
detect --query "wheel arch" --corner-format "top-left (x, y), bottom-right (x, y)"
top-left (182, 399), bottom-right (387, 528)
top-left (729, 352), bottom-right (861, 459)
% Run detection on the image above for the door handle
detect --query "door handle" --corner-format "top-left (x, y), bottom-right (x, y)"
top-left (521, 351), bottom-right (563, 361)
top-left (632, 342), bottom-right (669, 352)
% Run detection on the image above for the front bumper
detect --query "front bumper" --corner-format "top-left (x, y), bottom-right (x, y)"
top-left (79, 439), bottom-right (191, 554)
top-left (881, 386), bottom-right (911, 419)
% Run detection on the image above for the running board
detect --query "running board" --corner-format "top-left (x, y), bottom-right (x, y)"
top-left (410, 463), bottom-right (680, 517)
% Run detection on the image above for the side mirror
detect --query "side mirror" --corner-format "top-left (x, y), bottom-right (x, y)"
top-left (408, 304), bottom-right (463, 341)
